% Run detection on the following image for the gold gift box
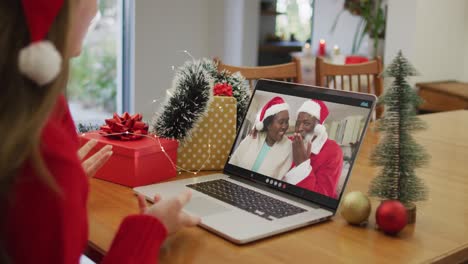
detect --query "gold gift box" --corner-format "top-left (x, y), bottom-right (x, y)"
top-left (177, 96), bottom-right (237, 171)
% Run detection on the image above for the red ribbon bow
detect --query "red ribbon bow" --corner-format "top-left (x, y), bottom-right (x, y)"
top-left (99, 112), bottom-right (149, 140)
top-left (213, 82), bottom-right (233, 96)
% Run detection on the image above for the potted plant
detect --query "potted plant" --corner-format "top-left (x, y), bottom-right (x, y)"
top-left (331, 0), bottom-right (386, 57)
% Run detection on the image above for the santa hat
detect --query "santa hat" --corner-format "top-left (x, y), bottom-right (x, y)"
top-left (297, 99), bottom-right (329, 124)
top-left (18, 0), bottom-right (64, 86)
top-left (297, 99), bottom-right (329, 155)
top-left (255, 96), bottom-right (289, 130)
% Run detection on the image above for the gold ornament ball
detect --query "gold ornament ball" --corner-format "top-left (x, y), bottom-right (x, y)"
top-left (341, 191), bottom-right (371, 225)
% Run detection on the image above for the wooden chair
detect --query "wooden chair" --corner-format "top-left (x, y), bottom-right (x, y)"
top-left (315, 56), bottom-right (384, 118)
top-left (215, 57), bottom-right (302, 90)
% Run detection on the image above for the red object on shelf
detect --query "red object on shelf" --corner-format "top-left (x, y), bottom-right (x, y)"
top-left (80, 132), bottom-right (178, 187)
top-left (345, 56), bottom-right (369, 64)
top-left (318, 39), bottom-right (326, 57)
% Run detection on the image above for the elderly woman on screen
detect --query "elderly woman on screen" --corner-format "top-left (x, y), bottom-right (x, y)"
top-left (229, 97), bottom-right (292, 179)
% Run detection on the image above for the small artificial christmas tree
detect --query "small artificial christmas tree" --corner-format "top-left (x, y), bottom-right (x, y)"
top-left (368, 51), bottom-right (430, 207)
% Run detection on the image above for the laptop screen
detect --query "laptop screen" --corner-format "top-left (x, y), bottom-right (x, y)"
top-left (224, 80), bottom-right (376, 210)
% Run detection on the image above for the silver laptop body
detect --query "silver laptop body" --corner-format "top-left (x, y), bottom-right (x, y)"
top-left (135, 80), bottom-right (376, 244)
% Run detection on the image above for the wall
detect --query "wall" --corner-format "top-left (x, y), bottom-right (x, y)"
top-left (134, 0), bottom-right (259, 118)
top-left (385, 0), bottom-right (468, 84)
top-left (258, 0), bottom-right (277, 45)
top-left (383, 0), bottom-right (418, 65)
top-left (242, 0), bottom-right (260, 66)
top-left (223, 0), bottom-right (260, 67)
top-left (413, 0), bottom-right (465, 82)
top-left (207, 0), bottom-right (226, 63)
top-left (223, 0), bottom-right (244, 66)
top-left (462, 2), bottom-right (468, 82)
top-left (134, 0), bottom-right (211, 118)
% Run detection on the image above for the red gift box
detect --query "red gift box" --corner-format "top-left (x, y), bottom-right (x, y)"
top-left (80, 132), bottom-right (178, 187)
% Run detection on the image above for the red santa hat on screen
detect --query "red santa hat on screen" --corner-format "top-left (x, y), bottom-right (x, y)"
top-left (18, 0), bottom-right (64, 86)
top-left (297, 99), bottom-right (329, 124)
top-left (297, 99), bottom-right (329, 154)
top-left (255, 96), bottom-right (290, 131)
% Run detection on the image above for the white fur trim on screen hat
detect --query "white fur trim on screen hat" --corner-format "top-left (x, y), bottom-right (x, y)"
top-left (297, 99), bottom-right (329, 124)
top-left (255, 96), bottom-right (290, 131)
top-left (18, 0), bottom-right (65, 86)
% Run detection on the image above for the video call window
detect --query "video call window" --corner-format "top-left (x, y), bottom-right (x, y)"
top-left (229, 90), bottom-right (371, 199)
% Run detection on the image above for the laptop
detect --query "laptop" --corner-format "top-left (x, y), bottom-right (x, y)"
top-left (134, 79), bottom-right (376, 244)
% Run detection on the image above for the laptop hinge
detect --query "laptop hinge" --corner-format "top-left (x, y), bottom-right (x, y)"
top-left (227, 175), bottom-right (335, 213)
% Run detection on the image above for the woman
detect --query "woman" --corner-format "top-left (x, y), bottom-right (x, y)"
top-left (229, 97), bottom-right (292, 179)
top-left (0, 0), bottom-right (199, 263)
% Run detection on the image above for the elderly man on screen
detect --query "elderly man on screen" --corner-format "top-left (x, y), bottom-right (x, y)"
top-left (283, 99), bottom-right (343, 198)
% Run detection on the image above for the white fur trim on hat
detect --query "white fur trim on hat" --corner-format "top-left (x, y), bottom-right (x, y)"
top-left (255, 103), bottom-right (289, 130)
top-left (297, 100), bottom-right (321, 121)
top-left (255, 112), bottom-right (264, 130)
top-left (19, 40), bottom-right (62, 86)
top-left (310, 124), bottom-right (327, 154)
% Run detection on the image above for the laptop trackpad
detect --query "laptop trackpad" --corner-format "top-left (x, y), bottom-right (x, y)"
top-left (184, 196), bottom-right (232, 217)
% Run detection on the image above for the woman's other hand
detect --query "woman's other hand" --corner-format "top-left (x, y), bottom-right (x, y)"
top-left (78, 139), bottom-right (113, 177)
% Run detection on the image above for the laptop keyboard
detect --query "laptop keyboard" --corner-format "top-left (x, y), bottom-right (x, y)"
top-left (187, 179), bottom-right (307, 221)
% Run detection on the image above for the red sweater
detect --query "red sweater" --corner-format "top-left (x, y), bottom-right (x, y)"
top-left (4, 95), bottom-right (167, 263)
top-left (292, 139), bottom-right (343, 198)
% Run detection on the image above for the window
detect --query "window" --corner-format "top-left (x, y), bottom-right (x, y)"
top-left (275, 0), bottom-right (313, 42)
top-left (69, 0), bottom-right (133, 127)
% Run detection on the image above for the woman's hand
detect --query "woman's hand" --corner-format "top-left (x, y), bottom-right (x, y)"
top-left (137, 191), bottom-right (201, 235)
top-left (78, 139), bottom-right (113, 177)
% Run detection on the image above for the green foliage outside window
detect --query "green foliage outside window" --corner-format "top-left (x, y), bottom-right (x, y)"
top-left (68, 0), bottom-right (117, 113)
top-left (275, 0), bottom-right (313, 42)
top-left (68, 41), bottom-right (117, 112)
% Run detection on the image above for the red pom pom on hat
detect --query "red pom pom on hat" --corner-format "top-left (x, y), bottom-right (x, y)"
top-left (255, 96), bottom-right (289, 130)
top-left (18, 0), bottom-right (65, 86)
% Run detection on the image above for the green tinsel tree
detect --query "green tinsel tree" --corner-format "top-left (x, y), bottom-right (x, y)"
top-left (152, 59), bottom-right (214, 141)
top-left (151, 59), bottom-right (250, 142)
top-left (77, 122), bottom-right (102, 133)
top-left (368, 50), bottom-right (430, 206)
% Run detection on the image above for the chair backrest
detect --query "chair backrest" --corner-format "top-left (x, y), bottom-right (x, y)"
top-left (315, 56), bottom-right (384, 117)
top-left (215, 57), bottom-right (302, 90)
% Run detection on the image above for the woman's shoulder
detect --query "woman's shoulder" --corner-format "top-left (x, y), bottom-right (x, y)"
top-left (41, 95), bottom-right (80, 159)
top-left (242, 132), bottom-right (265, 143)
top-left (57, 94), bottom-right (80, 139)
top-left (269, 135), bottom-right (292, 151)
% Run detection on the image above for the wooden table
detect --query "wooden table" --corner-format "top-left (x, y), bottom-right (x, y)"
top-left (87, 111), bottom-right (468, 263)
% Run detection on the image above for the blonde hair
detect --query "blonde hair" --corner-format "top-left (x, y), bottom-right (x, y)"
top-left (0, 0), bottom-right (72, 197)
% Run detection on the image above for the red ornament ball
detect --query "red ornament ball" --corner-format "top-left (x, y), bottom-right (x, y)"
top-left (376, 200), bottom-right (408, 235)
